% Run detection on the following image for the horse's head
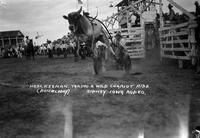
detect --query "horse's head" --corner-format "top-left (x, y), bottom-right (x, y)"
top-left (63, 7), bottom-right (82, 33)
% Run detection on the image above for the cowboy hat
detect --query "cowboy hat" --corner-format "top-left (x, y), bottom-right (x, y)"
top-left (168, 4), bottom-right (173, 8)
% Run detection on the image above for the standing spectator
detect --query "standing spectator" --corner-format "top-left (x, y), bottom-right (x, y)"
top-left (113, 32), bottom-right (127, 69)
top-left (113, 32), bottom-right (127, 52)
top-left (7, 47), bottom-right (12, 57)
top-left (25, 36), bottom-right (31, 58)
top-left (47, 40), bottom-right (53, 58)
top-left (18, 45), bottom-right (23, 58)
top-left (0, 48), bottom-right (5, 57)
top-left (29, 39), bottom-right (35, 60)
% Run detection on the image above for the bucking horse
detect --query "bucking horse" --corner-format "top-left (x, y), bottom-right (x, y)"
top-left (63, 7), bottom-right (131, 75)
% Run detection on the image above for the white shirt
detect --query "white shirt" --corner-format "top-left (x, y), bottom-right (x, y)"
top-left (131, 15), bottom-right (137, 24)
top-left (47, 43), bottom-right (53, 50)
top-left (96, 41), bottom-right (107, 48)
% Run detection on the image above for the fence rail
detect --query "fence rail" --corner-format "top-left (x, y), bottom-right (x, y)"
top-left (159, 21), bottom-right (197, 68)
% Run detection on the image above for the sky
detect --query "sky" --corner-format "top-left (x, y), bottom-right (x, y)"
top-left (0, 0), bottom-right (198, 45)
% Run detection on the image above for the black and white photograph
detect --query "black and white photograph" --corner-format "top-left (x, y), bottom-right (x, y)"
top-left (0, 0), bottom-right (200, 138)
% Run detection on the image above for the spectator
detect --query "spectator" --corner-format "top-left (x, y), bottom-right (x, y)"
top-left (168, 4), bottom-right (176, 22)
top-left (25, 36), bottom-right (31, 57)
top-left (29, 39), bottom-right (35, 60)
top-left (25, 36), bottom-right (30, 46)
top-left (195, 1), bottom-right (200, 16)
top-left (18, 46), bottom-right (23, 58)
top-left (113, 32), bottom-right (127, 51)
top-left (47, 40), bottom-right (53, 58)
top-left (0, 48), bottom-right (5, 57)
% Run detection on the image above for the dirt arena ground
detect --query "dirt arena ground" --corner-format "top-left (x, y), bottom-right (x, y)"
top-left (0, 55), bottom-right (199, 138)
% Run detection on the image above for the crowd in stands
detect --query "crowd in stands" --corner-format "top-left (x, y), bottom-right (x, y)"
top-left (0, 33), bottom-right (78, 59)
top-left (0, 44), bottom-right (25, 58)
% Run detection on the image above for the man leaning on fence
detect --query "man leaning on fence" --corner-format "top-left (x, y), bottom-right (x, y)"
top-left (168, 4), bottom-right (176, 22)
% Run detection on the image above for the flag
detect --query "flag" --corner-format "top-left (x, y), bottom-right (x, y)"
top-left (78, 0), bottom-right (83, 5)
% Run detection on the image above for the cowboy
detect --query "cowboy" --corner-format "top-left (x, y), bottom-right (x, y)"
top-left (25, 36), bottom-right (31, 57)
top-left (17, 45), bottom-right (23, 58)
top-left (25, 36), bottom-right (30, 46)
top-left (29, 39), bottom-right (35, 60)
top-left (113, 32), bottom-right (127, 51)
top-left (195, 1), bottom-right (200, 16)
top-left (113, 32), bottom-right (128, 69)
top-left (168, 4), bottom-right (176, 22)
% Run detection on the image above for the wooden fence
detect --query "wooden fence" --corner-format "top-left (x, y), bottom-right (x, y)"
top-left (159, 21), bottom-right (197, 68)
top-left (109, 27), bottom-right (145, 59)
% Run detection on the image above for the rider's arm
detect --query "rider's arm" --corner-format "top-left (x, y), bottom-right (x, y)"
top-left (119, 39), bottom-right (127, 50)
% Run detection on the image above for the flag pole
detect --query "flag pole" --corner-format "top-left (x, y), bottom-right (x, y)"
top-left (77, 0), bottom-right (83, 8)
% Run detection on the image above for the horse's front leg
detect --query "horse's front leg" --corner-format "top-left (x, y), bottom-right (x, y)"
top-left (93, 42), bottom-right (105, 75)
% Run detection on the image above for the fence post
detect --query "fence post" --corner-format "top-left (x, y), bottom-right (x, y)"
top-left (188, 22), bottom-right (197, 66)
